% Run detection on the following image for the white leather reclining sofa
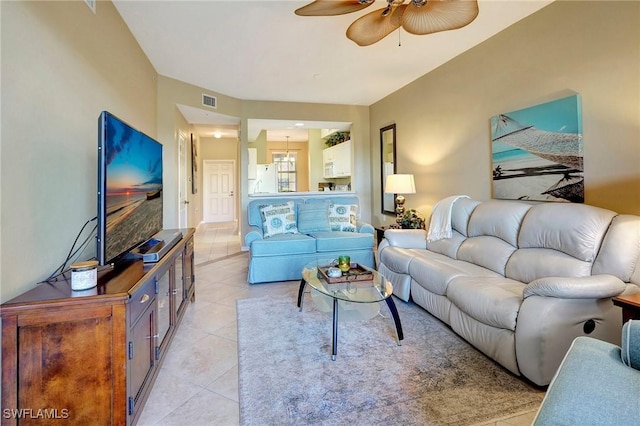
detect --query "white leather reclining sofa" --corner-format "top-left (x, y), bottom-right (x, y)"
top-left (377, 197), bottom-right (640, 386)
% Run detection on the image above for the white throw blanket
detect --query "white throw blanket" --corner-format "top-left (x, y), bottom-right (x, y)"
top-left (427, 195), bottom-right (470, 242)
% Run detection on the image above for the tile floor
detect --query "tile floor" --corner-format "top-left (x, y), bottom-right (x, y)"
top-left (193, 221), bottom-right (243, 267)
top-left (137, 223), bottom-right (541, 425)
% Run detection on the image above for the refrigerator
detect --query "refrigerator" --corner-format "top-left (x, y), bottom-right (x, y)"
top-left (249, 163), bottom-right (277, 194)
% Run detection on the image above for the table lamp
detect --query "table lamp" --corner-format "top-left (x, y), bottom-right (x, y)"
top-left (384, 174), bottom-right (416, 225)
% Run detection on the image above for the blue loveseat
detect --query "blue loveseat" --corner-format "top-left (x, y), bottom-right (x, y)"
top-left (533, 319), bottom-right (640, 425)
top-left (245, 195), bottom-right (375, 284)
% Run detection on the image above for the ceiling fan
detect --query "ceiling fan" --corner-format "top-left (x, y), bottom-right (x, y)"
top-left (295, 0), bottom-right (479, 47)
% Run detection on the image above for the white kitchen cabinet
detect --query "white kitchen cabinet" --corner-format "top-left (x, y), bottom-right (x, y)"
top-left (323, 139), bottom-right (351, 178)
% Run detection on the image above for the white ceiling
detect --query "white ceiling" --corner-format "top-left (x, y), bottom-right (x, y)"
top-left (113, 0), bottom-right (553, 137)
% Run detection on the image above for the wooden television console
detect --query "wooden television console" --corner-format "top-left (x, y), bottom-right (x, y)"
top-left (1, 228), bottom-right (195, 425)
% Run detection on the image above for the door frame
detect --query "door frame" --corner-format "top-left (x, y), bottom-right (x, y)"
top-left (177, 130), bottom-right (189, 228)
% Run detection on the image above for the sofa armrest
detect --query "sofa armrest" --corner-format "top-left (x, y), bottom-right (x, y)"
top-left (356, 221), bottom-right (374, 235)
top-left (523, 274), bottom-right (627, 299)
top-left (245, 226), bottom-right (264, 247)
top-left (383, 229), bottom-right (427, 250)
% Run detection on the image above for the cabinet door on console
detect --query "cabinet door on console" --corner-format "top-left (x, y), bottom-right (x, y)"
top-left (156, 267), bottom-right (173, 351)
top-left (184, 236), bottom-right (195, 303)
top-left (128, 301), bottom-right (157, 420)
top-left (16, 306), bottom-right (120, 425)
top-left (174, 251), bottom-right (185, 319)
top-left (155, 262), bottom-right (174, 359)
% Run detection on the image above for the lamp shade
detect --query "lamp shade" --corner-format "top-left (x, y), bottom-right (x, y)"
top-left (385, 174), bottom-right (416, 194)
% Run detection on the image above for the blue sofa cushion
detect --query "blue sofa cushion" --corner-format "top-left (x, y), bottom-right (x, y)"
top-left (312, 231), bottom-right (373, 252)
top-left (328, 203), bottom-right (358, 232)
top-left (250, 233), bottom-right (316, 257)
top-left (534, 336), bottom-right (640, 426)
top-left (297, 201), bottom-right (331, 233)
top-left (621, 319), bottom-right (640, 370)
top-left (260, 201), bottom-right (298, 238)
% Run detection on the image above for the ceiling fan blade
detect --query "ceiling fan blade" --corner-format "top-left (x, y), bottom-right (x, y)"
top-left (402, 0), bottom-right (479, 35)
top-left (295, 0), bottom-right (375, 16)
top-left (346, 5), bottom-right (407, 46)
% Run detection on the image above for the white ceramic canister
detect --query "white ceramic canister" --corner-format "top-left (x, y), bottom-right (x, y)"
top-left (70, 260), bottom-right (99, 291)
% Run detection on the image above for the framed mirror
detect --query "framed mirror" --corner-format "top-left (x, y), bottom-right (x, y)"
top-left (380, 123), bottom-right (397, 215)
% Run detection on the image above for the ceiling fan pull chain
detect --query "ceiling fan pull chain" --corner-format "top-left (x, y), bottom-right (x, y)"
top-left (398, 28), bottom-right (402, 47)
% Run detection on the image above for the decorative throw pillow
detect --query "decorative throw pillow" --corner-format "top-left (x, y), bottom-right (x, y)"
top-left (260, 201), bottom-right (298, 238)
top-left (297, 201), bottom-right (331, 234)
top-left (328, 203), bottom-right (358, 232)
top-left (621, 319), bottom-right (640, 370)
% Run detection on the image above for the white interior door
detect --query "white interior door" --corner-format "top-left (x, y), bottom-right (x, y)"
top-left (177, 131), bottom-right (188, 228)
top-left (203, 160), bottom-right (235, 222)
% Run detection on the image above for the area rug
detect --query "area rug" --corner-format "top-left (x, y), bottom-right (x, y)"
top-left (237, 292), bottom-right (544, 426)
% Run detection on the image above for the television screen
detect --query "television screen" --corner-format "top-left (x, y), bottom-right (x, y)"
top-left (97, 111), bottom-right (163, 265)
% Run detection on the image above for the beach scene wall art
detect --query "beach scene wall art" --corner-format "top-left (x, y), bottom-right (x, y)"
top-left (490, 95), bottom-right (583, 203)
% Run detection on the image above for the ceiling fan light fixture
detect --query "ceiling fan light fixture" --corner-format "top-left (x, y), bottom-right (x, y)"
top-left (347, 4), bottom-right (407, 46)
top-left (402, 0), bottom-right (479, 35)
top-left (295, 0), bottom-right (374, 16)
top-left (296, 0), bottom-right (479, 46)
top-left (382, 0), bottom-right (406, 16)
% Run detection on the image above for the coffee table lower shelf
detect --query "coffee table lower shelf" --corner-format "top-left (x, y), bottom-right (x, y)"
top-left (297, 274), bottom-right (404, 361)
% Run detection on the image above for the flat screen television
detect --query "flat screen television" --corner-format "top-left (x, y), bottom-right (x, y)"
top-left (97, 111), bottom-right (163, 266)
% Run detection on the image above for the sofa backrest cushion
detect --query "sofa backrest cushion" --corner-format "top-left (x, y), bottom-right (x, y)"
top-left (426, 231), bottom-right (466, 259)
top-left (518, 203), bottom-right (615, 262)
top-left (451, 198), bottom-right (481, 237)
top-left (505, 203), bottom-right (616, 283)
top-left (426, 198), bottom-right (480, 259)
top-left (467, 200), bottom-right (530, 247)
top-left (458, 236), bottom-right (519, 276)
top-left (506, 249), bottom-right (594, 283)
top-left (593, 215), bottom-right (640, 285)
top-left (456, 201), bottom-right (530, 275)
top-left (297, 201), bottom-right (331, 234)
top-left (305, 195), bottom-right (360, 208)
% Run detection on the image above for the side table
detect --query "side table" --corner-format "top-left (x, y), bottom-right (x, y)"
top-left (374, 225), bottom-right (397, 244)
top-left (612, 293), bottom-right (640, 323)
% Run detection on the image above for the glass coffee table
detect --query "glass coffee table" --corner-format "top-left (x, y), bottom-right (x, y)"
top-left (297, 259), bottom-right (404, 360)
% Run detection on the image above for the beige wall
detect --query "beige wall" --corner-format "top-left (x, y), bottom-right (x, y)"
top-left (200, 138), bottom-right (239, 164)
top-left (370, 1), bottom-right (640, 226)
top-left (156, 76), bottom-right (242, 228)
top-left (249, 130), bottom-right (268, 164)
top-left (1, 1), bottom-right (157, 302)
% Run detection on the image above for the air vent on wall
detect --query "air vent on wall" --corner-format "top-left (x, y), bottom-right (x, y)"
top-left (202, 94), bottom-right (217, 109)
